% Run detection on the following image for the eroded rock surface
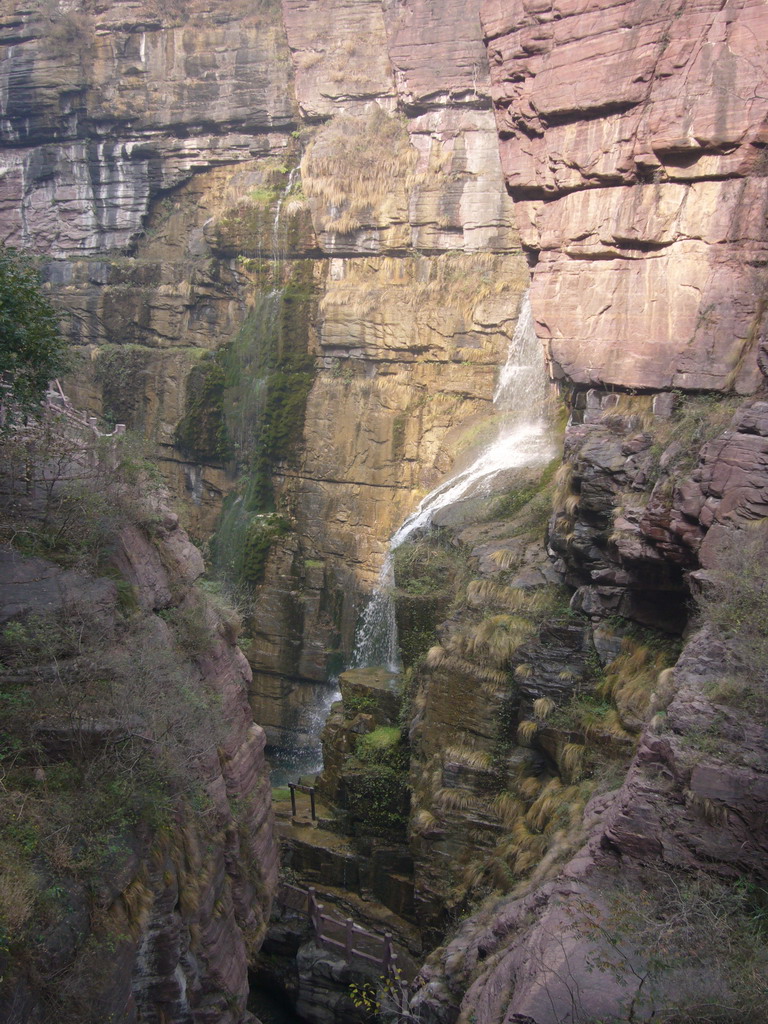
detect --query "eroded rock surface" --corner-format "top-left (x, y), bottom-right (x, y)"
top-left (0, 519), bottom-right (278, 1023)
top-left (410, 622), bottom-right (768, 1024)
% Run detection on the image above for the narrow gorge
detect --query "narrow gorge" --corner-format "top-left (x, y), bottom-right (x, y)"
top-left (0, 1), bottom-right (767, 1022)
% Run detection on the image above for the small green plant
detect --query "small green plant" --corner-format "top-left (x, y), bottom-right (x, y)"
top-left (160, 598), bottom-right (213, 659)
top-left (349, 967), bottom-right (414, 1022)
top-left (356, 727), bottom-right (408, 772)
top-left (175, 356), bottom-right (231, 461)
top-left (489, 457), bottom-right (559, 521)
top-left (343, 692), bottom-right (378, 716)
top-left (392, 537), bottom-right (457, 596)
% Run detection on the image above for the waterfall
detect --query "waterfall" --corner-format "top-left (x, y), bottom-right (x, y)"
top-left (269, 677), bottom-right (343, 786)
top-left (353, 554), bottom-right (399, 670)
top-left (273, 166), bottom-right (300, 263)
top-left (353, 290), bottom-right (551, 670)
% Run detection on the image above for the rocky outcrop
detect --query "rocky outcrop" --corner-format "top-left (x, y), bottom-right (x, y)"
top-left (0, 507), bottom-right (278, 1022)
top-left (384, 3), bottom-right (768, 1017)
top-left (409, 622), bottom-right (768, 1024)
top-left (481, 0), bottom-right (768, 393)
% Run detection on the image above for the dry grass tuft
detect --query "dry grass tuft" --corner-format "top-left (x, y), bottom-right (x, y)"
top-left (302, 108), bottom-right (418, 235)
top-left (444, 745), bottom-right (493, 771)
top-left (552, 463), bottom-right (575, 508)
top-left (425, 645), bottom-right (447, 668)
top-left (560, 742), bottom-right (585, 780)
top-left (524, 782), bottom-right (564, 832)
top-left (492, 791), bottom-right (524, 827)
top-left (489, 549), bottom-right (519, 570)
top-left (426, 642), bottom-right (510, 686)
top-left (466, 583), bottom-right (559, 620)
top-left (462, 614), bottom-right (534, 669)
top-left (412, 808), bottom-right (438, 833)
top-left (533, 696), bottom-right (556, 720)
top-left (598, 637), bottom-right (676, 726)
top-left (685, 791), bottom-right (728, 826)
top-left (0, 862), bottom-right (37, 936)
top-left (518, 775), bottom-right (544, 801)
top-left (517, 719), bottom-right (539, 745)
top-left (121, 875), bottom-right (154, 940)
top-left (434, 788), bottom-right (482, 813)
top-left (600, 394), bottom-right (656, 432)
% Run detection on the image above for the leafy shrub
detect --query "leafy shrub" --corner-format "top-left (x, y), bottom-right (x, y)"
top-left (0, 245), bottom-right (69, 421)
top-left (567, 869), bottom-right (768, 1023)
top-left (0, 426), bottom-right (164, 570)
top-left (344, 765), bottom-right (409, 835)
top-left (93, 345), bottom-right (150, 428)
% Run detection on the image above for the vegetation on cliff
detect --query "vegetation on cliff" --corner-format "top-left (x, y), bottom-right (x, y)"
top-left (302, 107), bottom-right (418, 238)
top-left (695, 521), bottom-right (768, 716)
top-left (176, 264), bottom-right (317, 590)
top-left (0, 410), bottom-right (272, 1022)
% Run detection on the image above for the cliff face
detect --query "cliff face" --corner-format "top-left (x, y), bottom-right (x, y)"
top-left (482, 0), bottom-right (768, 393)
top-left (254, 0), bottom-right (531, 727)
top-left (0, 0), bottom-right (536, 747)
top-left (475, 0), bottom-right (768, 630)
top-left (0, 430), bottom-right (278, 1023)
top-left (395, 3), bottom-right (768, 1020)
top-left (2, 3), bottom-right (768, 1022)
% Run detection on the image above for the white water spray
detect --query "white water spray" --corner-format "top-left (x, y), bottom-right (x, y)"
top-left (353, 290), bottom-right (552, 670)
top-left (269, 677), bottom-right (342, 786)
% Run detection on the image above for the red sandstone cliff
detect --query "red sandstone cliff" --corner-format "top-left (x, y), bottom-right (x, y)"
top-left (482, 0), bottom-right (768, 393)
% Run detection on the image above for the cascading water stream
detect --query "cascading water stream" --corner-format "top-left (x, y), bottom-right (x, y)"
top-left (268, 677), bottom-right (343, 786)
top-left (353, 290), bottom-right (552, 671)
top-left (272, 166), bottom-right (300, 267)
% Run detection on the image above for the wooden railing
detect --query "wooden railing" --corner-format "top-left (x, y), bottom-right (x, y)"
top-left (279, 882), bottom-right (401, 978)
top-left (288, 782), bottom-right (317, 820)
top-left (44, 380), bottom-right (125, 437)
top-left (2, 379), bottom-right (126, 438)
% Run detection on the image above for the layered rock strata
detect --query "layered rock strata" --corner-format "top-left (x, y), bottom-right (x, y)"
top-left (0, 0), bottom-right (535, 748)
top-left (481, 0), bottom-right (768, 394)
top-left (0, 0), bottom-right (297, 534)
